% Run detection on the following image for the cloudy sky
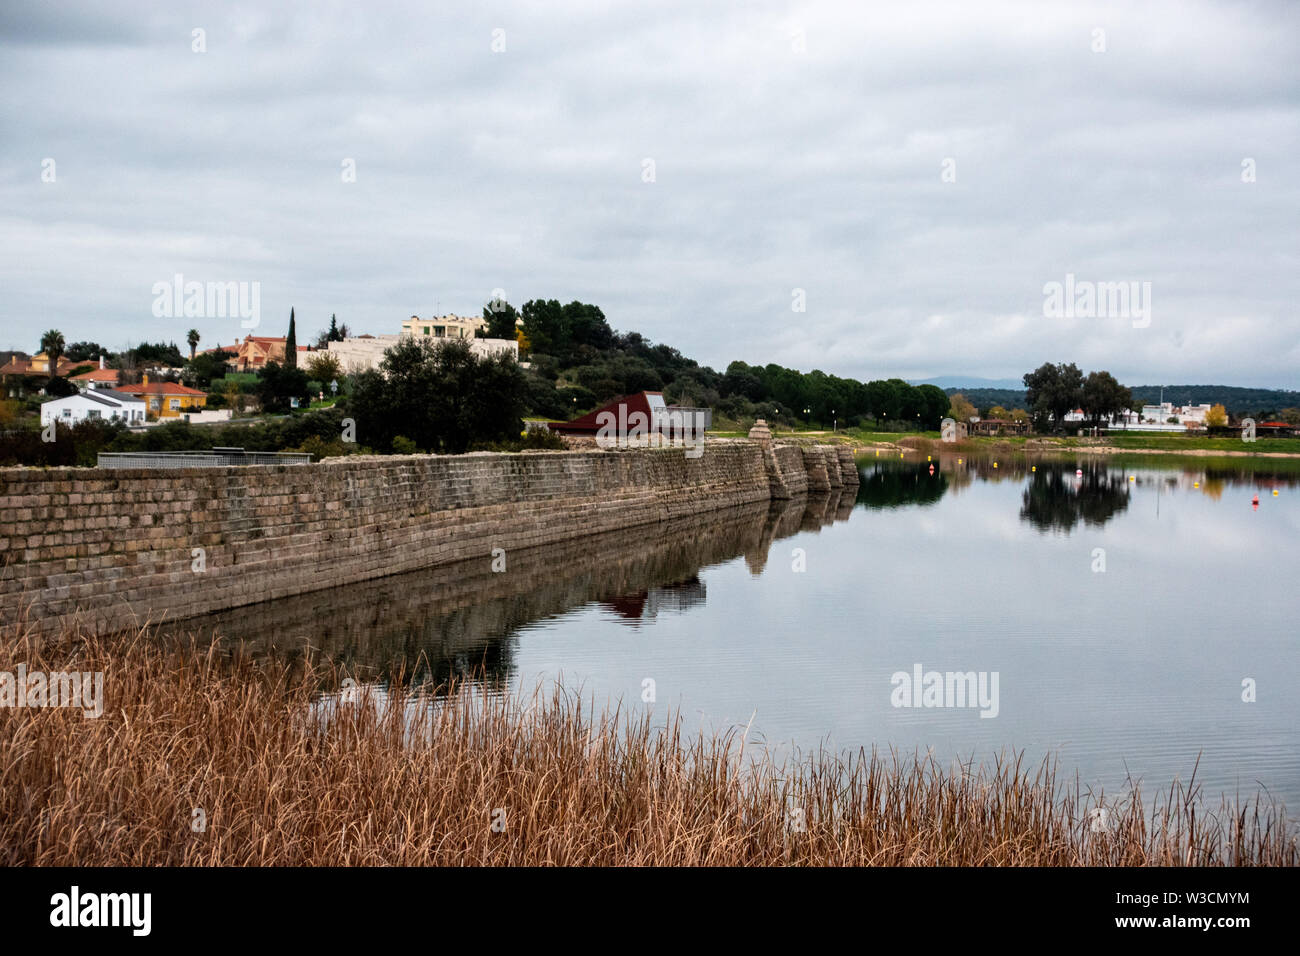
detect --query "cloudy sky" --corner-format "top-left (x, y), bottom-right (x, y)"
top-left (2, 0), bottom-right (1297, 387)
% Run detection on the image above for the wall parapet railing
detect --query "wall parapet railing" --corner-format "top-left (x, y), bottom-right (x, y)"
top-left (97, 448), bottom-right (312, 469)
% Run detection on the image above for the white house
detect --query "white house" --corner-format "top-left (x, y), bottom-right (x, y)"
top-left (1140, 401), bottom-right (1212, 425)
top-left (327, 332), bottom-right (518, 373)
top-left (41, 389), bottom-right (147, 427)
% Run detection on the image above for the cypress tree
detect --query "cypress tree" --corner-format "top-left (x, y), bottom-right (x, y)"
top-left (285, 308), bottom-right (297, 369)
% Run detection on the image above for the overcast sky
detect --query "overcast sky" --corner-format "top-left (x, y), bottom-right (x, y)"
top-left (2, 0), bottom-right (1297, 388)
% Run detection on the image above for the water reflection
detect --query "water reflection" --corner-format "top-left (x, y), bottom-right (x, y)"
top-left (163, 453), bottom-right (1299, 702)
top-left (1019, 467), bottom-right (1131, 533)
top-left (860, 453), bottom-right (1300, 533)
top-left (163, 491), bottom-right (856, 692)
top-left (600, 575), bottom-right (707, 624)
top-left (856, 462), bottom-right (948, 508)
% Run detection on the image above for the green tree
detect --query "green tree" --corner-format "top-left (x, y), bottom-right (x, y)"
top-left (185, 350), bottom-right (234, 390)
top-left (349, 337), bottom-right (528, 454)
top-left (890, 379), bottom-right (924, 425)
top-left (285, 308), bottom-right (297, 370)
top-left (64, 341), bottom-right (104, 362)
top-left (256, 361), bottom-right (310, 414)
top-left (329, 314), bottom-right (342, 342)
top-left (520, 299), bottom-right (567, 356)
top-left (481, 298), bottom-right (520, 340)
top-left (44, 375), bottom-right (77, 397)
top-left (305, 351), bottom-right (342, 384)
top-left (186, 329), bottom-right (200, 360)
top-left (1023, 362), bottom-right (1083, 432)
top-left (1080, 370), bottom-right (1133, 427)
top-left (130, 341), bottom-right (185, 366)
top-left (722, 361), bottom-right (766, 402)
top-left (916, 384), bottom-right (950, 430)
top-left (864, 380), bottom-right (897, 424)
top-left (562, 301), bottom-right (615, 351)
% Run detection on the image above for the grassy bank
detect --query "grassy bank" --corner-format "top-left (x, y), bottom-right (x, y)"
top-left (847, 430), bottom-right (1300, 457)
top-left (1, 624), bottom-right (1293, 866)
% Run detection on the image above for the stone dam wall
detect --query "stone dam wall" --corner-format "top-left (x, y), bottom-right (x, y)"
top-left (0, 439), bottom-right (858, 636)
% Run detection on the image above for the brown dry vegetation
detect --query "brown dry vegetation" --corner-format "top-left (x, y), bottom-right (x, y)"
top-left (0, 623), bottom-right (1295, 866)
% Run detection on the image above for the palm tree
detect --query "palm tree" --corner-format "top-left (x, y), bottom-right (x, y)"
top-left (187, 329), bottom-right (200, 361)
top-left (39, 329), bottom-right (65, 376)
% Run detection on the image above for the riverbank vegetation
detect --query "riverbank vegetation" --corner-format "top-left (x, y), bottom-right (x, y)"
top-left (2, 623), bottom-right (1293, 866)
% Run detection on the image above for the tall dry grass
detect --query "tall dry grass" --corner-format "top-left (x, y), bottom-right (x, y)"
top-left (0, 622), bottom-right (1294, 866)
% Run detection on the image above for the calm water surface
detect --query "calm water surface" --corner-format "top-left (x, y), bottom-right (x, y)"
top-left (180, 453), bottom-right (1300, 810)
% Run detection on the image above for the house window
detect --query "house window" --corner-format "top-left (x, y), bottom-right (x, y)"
top-left (150, 398), bottom-right (160, 410)
top-left (423, 326), bottom-right (431, 336)
top-left (87, 409), bottom-right (100, 419)
top-left (62, 408), bottom-right (72, 417)
top-left (434, 326), bottom-right (445, 337)
top-left (169, 398), bottom-right (181, 410)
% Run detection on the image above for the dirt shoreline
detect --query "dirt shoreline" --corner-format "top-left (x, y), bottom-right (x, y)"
top-left (1047, 445), bottom-right (1300, 459)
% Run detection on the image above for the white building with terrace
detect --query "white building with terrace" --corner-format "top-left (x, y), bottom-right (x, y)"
top-left (40, 389), bottom-right (147, 427)
top-left (327, 332), bottom-right (517, 374)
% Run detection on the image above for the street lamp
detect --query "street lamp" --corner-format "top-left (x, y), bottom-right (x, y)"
top-left (832, 408), bottom-right (836, 433)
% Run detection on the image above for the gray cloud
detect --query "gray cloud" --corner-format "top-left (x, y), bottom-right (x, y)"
top-left (2, 0), bottom-right (1297, 386)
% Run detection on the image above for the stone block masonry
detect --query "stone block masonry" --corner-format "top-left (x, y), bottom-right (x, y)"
top-left (0, 438), bottom-right (858, 636)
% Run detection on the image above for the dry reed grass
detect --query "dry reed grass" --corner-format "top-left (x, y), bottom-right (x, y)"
top-left (1, 622), bottom-right (1294, 866)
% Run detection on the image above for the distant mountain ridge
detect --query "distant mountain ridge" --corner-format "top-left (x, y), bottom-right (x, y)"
top-left (912, 376), bottom-right (1024, 390)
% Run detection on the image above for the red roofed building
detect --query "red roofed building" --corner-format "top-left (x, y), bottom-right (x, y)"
top-left (232, 335), bottom-right (287, 370)
top-left (71, 356), bottom-right (121, 389)
top-left (120, 375), bottom-right (208, 419)
top-left (71, 368), bottom-right (121, 387)
top-left (548, 391), bottom-right (711, 447)
top-left (1255, 421), bottom-right (1297, 437)
top-left (0, 351), bottom-right (81, 377)
top-left (1, 351), bottom-right (86, 398)
top-left (227, 335), bottom-right (314, 371)
top-left (969, 418), bottom-right (1030, 437)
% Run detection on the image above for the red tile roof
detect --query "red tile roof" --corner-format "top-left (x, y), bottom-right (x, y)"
top-left (0, 355), bottom-right (79, 376)
top-left (122, 381), bottom-right (207, 396)
top-left (72, 368), bottom-right (120, 382)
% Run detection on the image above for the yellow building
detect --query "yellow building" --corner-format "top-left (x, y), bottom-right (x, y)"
top-left (121, 375), bottom-right (208, 419)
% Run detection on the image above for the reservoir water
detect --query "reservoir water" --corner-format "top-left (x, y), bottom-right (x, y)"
top-left (176, 453), bottom-right (1300, 812)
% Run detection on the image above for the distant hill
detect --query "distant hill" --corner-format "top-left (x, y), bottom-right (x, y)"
top-left (913, 376), bottom-right (1024, 390)
top-left (937, 382), bottom-right (1300, 417)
